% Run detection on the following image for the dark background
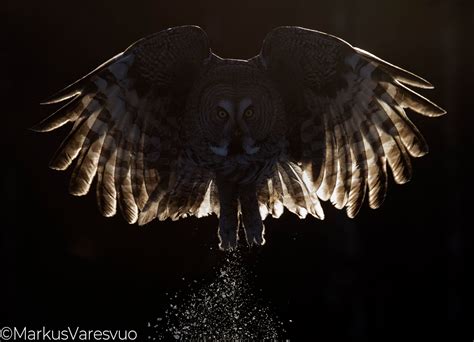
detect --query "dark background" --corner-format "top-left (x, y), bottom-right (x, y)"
top-left (2, 0), bottom-right (473, 341)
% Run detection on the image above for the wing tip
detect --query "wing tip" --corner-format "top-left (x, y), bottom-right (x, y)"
top-left (435, 106), bottom-right (448, 116)
top-left (40, 90), bottom-right (81, 105)
top-left (70, 191), bottom-right (87, 197)
top-left (410, 78), bottom-right (434, 89)
top-left (137, 212), bottom-right (154, 226)
top-left (123, 214), bottom-right (138, 224)
top-left (424, 104), bottom-right (447, 117)
top-left (401, 74), bottom-right (434, 89)
top-left (48, 157), bottom-right (70, 170)
top-left (412, 147), bottom-right (429, 158)
top-left (346, 205), bottom-right (360, 219)
top-left (29, 123), bottom-right (48, 133)
top-left (30, 115), bottom-right (57, 132)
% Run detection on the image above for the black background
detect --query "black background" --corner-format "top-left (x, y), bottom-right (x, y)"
top-left (2, 0), bottom-right (473, 341)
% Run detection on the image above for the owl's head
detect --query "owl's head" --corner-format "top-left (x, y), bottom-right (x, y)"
top-left (190, 63), bottom-right (285, 158)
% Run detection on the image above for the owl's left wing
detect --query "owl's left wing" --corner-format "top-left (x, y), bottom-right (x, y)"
top-left (254, 26), bottom-right (445, 218)
top-left (34, 26), bottom-right (213, 224)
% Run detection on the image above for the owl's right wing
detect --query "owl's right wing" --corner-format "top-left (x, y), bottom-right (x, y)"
top-left (254, 26), bottom-right (445, 219)
top-left (34, 26), bottom-right (212, 224)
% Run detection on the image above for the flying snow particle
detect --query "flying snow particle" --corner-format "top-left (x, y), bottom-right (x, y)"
top-left (147, 251), bottom-right (286, 340)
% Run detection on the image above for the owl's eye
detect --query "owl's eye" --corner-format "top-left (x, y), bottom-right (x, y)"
top-left (216, 108), bottom-right (229, 120)
top-left (243, 107), bottom-right (254, 119)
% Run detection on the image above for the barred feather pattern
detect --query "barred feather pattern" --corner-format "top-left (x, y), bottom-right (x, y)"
top-left (256, 161), bottom-right (324, 220)
top-left (35, 26), bottom-right (215, 225)
top-left (36, 55), bottom-right (165, 223)
top-left (259, 26), bottom-right (446, 219)
top-left (312, 50), bottom-right (445, 217)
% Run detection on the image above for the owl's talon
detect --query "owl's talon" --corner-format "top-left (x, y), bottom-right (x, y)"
top-left (218, 237), bottom-right (237, 251)
top-left (218, 241), bottom-right (237, 251)
top-left (244, 223), bottom-right (266, 247)
top-left (218, 241), bottom-right (232, 251)
top-left (218, 225), bottom-right (238, 251)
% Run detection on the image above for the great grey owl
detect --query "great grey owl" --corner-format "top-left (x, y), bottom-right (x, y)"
top-left (34, 26), bottom-right (445, 250)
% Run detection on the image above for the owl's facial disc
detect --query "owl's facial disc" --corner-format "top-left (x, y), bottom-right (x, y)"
top-left (209, 97), bottom-right (260, 157)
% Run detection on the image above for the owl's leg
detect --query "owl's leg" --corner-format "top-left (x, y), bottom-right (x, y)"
top-left (216, 177), bottom-right (239, 251)
top-left (239, 183), bottom-right (265, 246)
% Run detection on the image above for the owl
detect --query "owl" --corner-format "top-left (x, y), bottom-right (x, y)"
top-left (34, 26), bottom-right (445, 250)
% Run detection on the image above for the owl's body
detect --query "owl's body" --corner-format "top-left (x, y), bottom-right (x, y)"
top-left (35, 26), bottom-right (445, 250)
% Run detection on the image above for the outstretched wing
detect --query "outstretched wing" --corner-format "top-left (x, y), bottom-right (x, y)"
top-left (34, 26), bottom-right (212, 224)
top-left (254, 26), bottom-right (445, 218)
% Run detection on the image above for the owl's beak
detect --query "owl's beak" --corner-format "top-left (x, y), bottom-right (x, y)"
top-left (232, 128), bottom-right (242, 139)
top-left (228, 132), bottom-right (244, 155)
top-left (229, 130), bottom-right (261, 156)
